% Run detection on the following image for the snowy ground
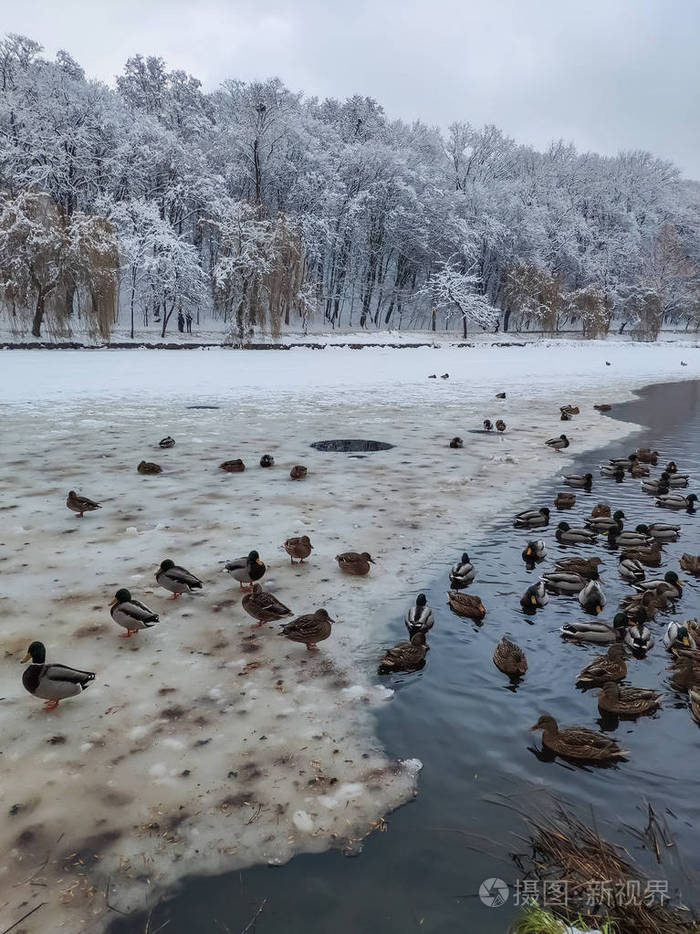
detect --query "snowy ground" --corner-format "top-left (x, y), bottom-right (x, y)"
top-left (0, 340), bottom-right (698, 933)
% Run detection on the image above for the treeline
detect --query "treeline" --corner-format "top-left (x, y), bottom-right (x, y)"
top-left (0, 33), bottom-right (699, 341)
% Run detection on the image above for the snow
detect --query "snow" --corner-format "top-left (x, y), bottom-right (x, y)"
top-left (0, 341), bottom-right (698, 933)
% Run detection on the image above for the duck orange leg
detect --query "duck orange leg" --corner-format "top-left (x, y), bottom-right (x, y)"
top-left (120, 629), bottom-right (136, 638)
top-left (43, 699), bottom-right (60, 711)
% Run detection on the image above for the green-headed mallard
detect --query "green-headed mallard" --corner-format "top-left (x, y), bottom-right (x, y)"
top-left (668, 474), bottom-right (690, 488)
top-left (647, 522), bottom-right (681, 543)
top-left (597, 682), bottom-right (662, 717)
top-left (666, 461), bottom-right (678, 474)
top-left (563, 473), bottom-right (592, 490)
top-left (554, 492), bottom-right (576, 510)
top-left (156, 559), bottom-right (203, 598)
top-left (220, 458), bottom-right (245, 473)
top-left (66, 490), bottom-right (101, 518)
top-left (159, 436), bottom-right (175, 448)
top-left (624, 617), bottom-right (654, 652)
top-left (225, 551), bottom-right (266, 591)
top-left (290, 465), bottom-right (308, 480)
top-left (336, 551), bottom-right (374, 575)
top-left (378, 632), bottom-right (429, 674)
top-left (606, 525), bottom-right (652, 549)
top-left (657, 492), bottom-right (698, 511)
top-left (560, 612), bottom-right (627, 644)
top-left (522, 540), bottom-right (547, 563)
top-left (546, 434), bottom-right (569, 452)
top-left (449, 552), bottom-right (475, 586)
top-left (542, 570), bottom-right (588, 595)
top-left (620, 543), bottom-right (662, 568)
top-left (579, 578), bottom-right (606, 615)
top-left (577, 644), bottom-right (627, 685)
top-left (556, 522), bottom-right (597, 545)
top-left (530, 714), bottom-right (627, 762)
top-left (260, 454), bottom-right (275, 467)
top-left (641, 473), bottom-right (670, 494)
top-left (681, 554), bottom-right (700, 575)
top-left (493, 637), bottom-right (528, 676)
top-left (513, 507), bottom-right (550, 529)
top-left (21, 641), bottom-right (95, 711)
top-left (242, 583), bottom-right (292, 627)
top-left (554, 556), bottom-right (603, 580)
top-left (281, 609), bottom-right (333, 651)
top-left (405, 594), bottom-right (434, 637)
top-left (110, 588), bottom-right (158, 637)
top-left (483, 419), bottom-right (493, 431)
top-left (520, 580), bottom-right (548, 612)
top-left (138, 460), bottom-right (162, 474)
top-left (636, 448), bottom-right (659, 465)
top-left (447, 591), bottom-right (486, 621)
top-left (618, 557), bottom-right (645, 584)
top-left (600, 464), bottom-right (625, 480)
top-left (449, 436), bottom-right (464, 449)
top-left (585, 509), bottom-right (625, 532)
top-left (664, 621), bottom-right (698, 652)
top-left (591, 503), bottom-right (611, 518)
top-left (634, 571), bottom-right (683, 600)
top-left (284, 535), bottom-right (313, 564)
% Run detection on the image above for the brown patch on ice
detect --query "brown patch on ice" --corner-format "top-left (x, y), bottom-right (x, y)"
top-left (74, 623), bottom-right (109, 638)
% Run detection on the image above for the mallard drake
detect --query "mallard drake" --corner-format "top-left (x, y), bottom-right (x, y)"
top-left (667, 474), bottom-right (690, 488)
top-left (663, 622), bottom-right (698, 652)
top-left (597, 682), bottom-right (662, 717)
top-left (600, 464), bottom-right (625, 481)
top-left (514, 507), bottom-right (550, 528)
top-left (666, 461), bottom-right (678, 474)
top-left (620, 588), bottom-right (669, 620)
top-left (520, 580), bottom-right (548, 611)
top-left (260, 454), bottom-right (275, 467)
top-left (690, 688), bottom-right (700, 725)
top-left (281, 609), bottom-right (333, 651)
top-left (483, 419), bottom-right (493, 431)
top-left (554, 556), bottom-right (603, 579)
top-left (546, 434), bottom-right (569, 452)
top-left (657, 492), bottom-right (698, 511)
top-left (495, 419), bottom-right (506, 432)
top-left (620, 542), bottom-right (662, 567)
top-left (636, 448), bottom-right (659, 465)
top-left (554, 492), bottom-right (576, 509)
top-left (591, 503), bottom-right (611, 518)
top-left (618, 557), bottom-right (645, 584)
top-left (405, 593), bottom-right (434, 637)
top-left (530, 714), bottom-right (627, 762)
top-left (336, 551), bottom-right (374, 575)
top-left (594, 404), bottom-right (612, 412)
top-left (66, 490), bottom-right (101, 518)
top-left (449, 437), bottom-right (464, 449)
top-left (560, 410), bottom-right (571, 421)
top-left (110, 588), bottom-right (158, 637)
top-left (493, 637), bottom-right (528, 676)
top-left (496, 391), bottom-right (506, 399)
top-left (646, 522), bottom-right (680, 543)
top-left (560, 612), bottom-right (627, 644)
top-left (137, 460), bottom-right (162, 474)
top-left (680, 554), bottom-right (700, 575)
top-left (585, 509), bottom-right (625, 532)
top-left (447, 591), bottom-right (486, 621)
top-left (159, 436), bottom-right (175, 448)
top-left (156, 559), bottom-right (203, 598)
top-left (560, 405), bottom-right (580, 416)
top-left (563, 473), bottom-right (593, 490)
top-left (290, 465), bottom-right (308, 480)
top-left (242, 584), bottom-right (292, 627)
top-left (577, 644), bottom-right (626, 685)
top-left (21, 641), bottom-right (95, 711)
top-left (542, 570), bottom-right (589, 595)
top-left (220, 458), bottom-right (245, 472)
top-left (449, 552), bottom-right (475, 586)
top-left (634, 571), bottom-right (683, 600)
top-left (606, 526), bottom-right (652, 549)
top-left (624, 617), bottom-right (654, 652)
top-left (579, 579), bottom-right (606, 615)
top-left (522, 540), bottom-right (546, 562)
top-left (284, 535), bottom-right (313, 564)
top-left (556, 522), bottom-right (597, 545)
top-left (225, 551), bottom-right (266, 590)
top-left (609, 454), bottom-right (637, 468)
top-left (378, 632), bottom-right (429, 674)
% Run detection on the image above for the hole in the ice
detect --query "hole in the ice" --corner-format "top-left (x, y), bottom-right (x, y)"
top-left (186, 405), bottom-right (220, 409)
top-left (310, 439), bottom-right (394, 453)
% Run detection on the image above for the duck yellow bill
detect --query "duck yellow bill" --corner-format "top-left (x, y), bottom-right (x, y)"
top-left (530, 595), bottom-right (537, 605)
top-left (110, 597), bottom-right (117, 606)
top-left (255, 559), bottom-right (264, 566)
top-left (21, 652), bottom-right (31, 663)
top-left (526, 547), bottom-right (532, 556)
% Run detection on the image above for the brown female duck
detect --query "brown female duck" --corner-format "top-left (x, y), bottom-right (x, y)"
top-left (680, 554), bottom-right (700, 576)
top-left (554, 492), bottom-right (576, 510)
top-left (576, 644), bottom-right (627, 685)
top-left (66, 490), bottom-right (101, 518)
top-left (447, 591), bottom-right (486, 621)
top-left (284, 535), bottom-right (313, 564)
top-left (242, 584), bottom-right (292, 627)
top-left (290, 465), bottom-right (308, 480)
top-left (336, 552), bottom-right (374, 575)
top-left (281, 609), bottom-right (333, 651)
top-left (597, 681), bottom-right (662, 717)
top-left (553, 556), bottom-right (603, 580)
top-left (138, 460), bottom-right (162, 474)
top-left (493, 637), bottom-right (527, 676)
top-left (220, 459), bottom-right (245, 472)
top-left (378, 632), bottom-right (429, 674)
top-left (530, 714), bottom-right (627, 761)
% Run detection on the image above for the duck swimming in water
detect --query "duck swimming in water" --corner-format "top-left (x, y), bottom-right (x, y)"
top-left (514, 507), bottom-right (550, 529)
top-left (556, 522), bottom-right (597, 545)
top-left (563, 473), bottom-right (592, 490)
top-left (449, 552), bottom-right (475, 586)
top-left (405, 594), bottom-right (434, 637)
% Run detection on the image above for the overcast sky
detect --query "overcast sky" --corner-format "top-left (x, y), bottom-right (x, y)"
top-left (3, 0), bottom-right (699, 177)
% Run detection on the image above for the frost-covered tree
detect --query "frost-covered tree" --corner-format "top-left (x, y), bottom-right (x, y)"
top-left (425, 262), bottom-right (499, 337)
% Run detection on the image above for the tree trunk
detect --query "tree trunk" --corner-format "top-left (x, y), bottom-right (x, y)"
top-left (129, 270), bottom-right (137, 340)
top-left (32, 290), bottom-right (45, 338)
top-left (462, 314), bottom-right (467, 340)
top-left (431, 307), bottom-right (436, 332)
top-left (503, 307), bottom-right (511, 333)
top-left (161, 302), bottom-right (174, 339)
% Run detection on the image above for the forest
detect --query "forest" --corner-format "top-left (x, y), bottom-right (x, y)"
top-left (1, 33), bottom-right (699, 341)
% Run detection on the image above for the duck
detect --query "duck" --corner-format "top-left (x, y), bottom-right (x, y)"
top-left (560, 411), bottom-right (571, 421)
top-left (542, 570), bottom-right (589, 596)
top-left (496, 391), bottom-right (506, 399)
top-left (447, 591), bottom-right (486, 621)
top-left (554, 556), bottom-right (603, 579)
top-left (641, 474), bottom-right (671, 494)
top-left (556, 522), bottom-right (597, 545)
top-left (667, 474), bottom-right (690, 488)
top-left (449, 552), bottom-right (475, 586)
top-left (224, 551), bottom-right (266, 590)
top-left (137, 460), bottom-right (162, 474)
top-left (594, 404), bottom-right (612, 411)
top-left (483, 419), bottom-right (493, 431)
top-left (620, 588), bottom-right (669, 620)
top-left (156, 559), bottom-right (203, 598)
top-left (624, 616), bottom-right (654, 652)
top-left (290, 465), bottom-right (308, 480)
top-left (546, 434), bottom-right (569, 452)
top-left (645, 522), bottom-right (680, 543)
top-left (585, 509), bottom-right (625, 532)
top-left (634, 571), bottom-right (683, 600)
top-left (378, 632), bottom-right (429, 674)
top-left (405, 594), bottom-right (434, 637)
top-left (666, 461), bottom-right (678, 474)
top-left (522, 540), bottom-right (546, 562)
top-left (336, 551), bottom-right (374, 575)
top-left (242, 584), bottom-right (292, 627)
top-left (21, 641), bottom-right (95, 711)
top-left (220, 458), bottom-right (245, 472)
top-left (520, 580), bottom-right (548, 611)
top-left (597, 682), bottom-right (662, 717)
top-left (514, 507), bottom-right (550, 528)
top-left (449, 437), bottom-right (464, 449)
top-left (630, 462), bottom-right (650, 478)
top-left (657, 492), bottom-right (698, 511)
top-left (493, 637), bottom-right (528, 676)
top-left (680, 553), bottom-right (700, 575)
top-left (260, 454), bottom-right (275, 467)
top-left (554, 492), bottom-right (576, 509)
top-left (530, 715), bottom-right (627, 762)
top-left (600, 464), bottom-right (625, 481)
top-left (576, 644), bottom-right (627, 685)
top-left (620, 542), bottom-right (662, 568)
top-left (560, 612), bottom-right (627, 644)
top-left (606, 525), bottom-right (652, 549)
top-left (281, 609), bottom-right (334, 651)
top-left (563, 473), bottom-right (593, 490)
top-left (578, 579), bottom-right (606, 615)
top-left (618, 557), bottom-right (645, 584)
top-left (668, 656), bottom-right (700, 693)
top-left (591, 503), bottom-right (611, 518)
top-left (66, 490), bottom-right (101, 518)
top-left (495, 419), bottom-right (506, 432)
top-left (690, 688), bottom-right (700, 725)
top-left (159, 436), bottom-right (175, 448)
top-left (560, 405), bottom-right (580, 416)
top-left (664, 622), bottom-right (698, 652)
top-left (636, 448), bottom-right (659, 465)
top-left (283, 535), bottom-right (313, 564)
top-left (609, 454), bottom-right (637, 468)
top-left (110, 588), bottom-right (158, 637)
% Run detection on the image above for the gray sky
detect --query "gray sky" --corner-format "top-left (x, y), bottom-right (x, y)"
top-left (3, 0), bottom-right (700, 177)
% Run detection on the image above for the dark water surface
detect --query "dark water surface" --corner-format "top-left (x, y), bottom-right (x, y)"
top-left (111, 381), bottom-right (700, 934)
